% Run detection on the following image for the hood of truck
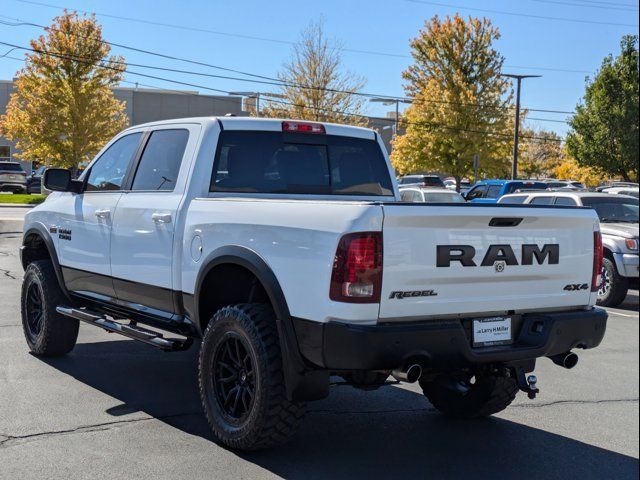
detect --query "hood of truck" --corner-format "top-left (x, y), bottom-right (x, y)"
top-left (600, 222), bottom-right (639, 239)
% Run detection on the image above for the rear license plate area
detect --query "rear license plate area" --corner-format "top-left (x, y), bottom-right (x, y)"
top-left (471, 316), bottom-right (513, 347)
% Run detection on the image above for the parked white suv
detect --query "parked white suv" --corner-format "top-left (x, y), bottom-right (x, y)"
top-left (500, 191), bottom-right (638, 306)
top-left (399, 186), bottom-right (465, 203)
top-left (20, 117), bottom-right (607, 450)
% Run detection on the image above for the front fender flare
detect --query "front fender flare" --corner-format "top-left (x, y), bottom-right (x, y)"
top-left (21, 224), bottom-right (71, 299)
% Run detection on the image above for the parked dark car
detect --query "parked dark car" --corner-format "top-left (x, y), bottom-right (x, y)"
top-left (0, 161), bottom-right (27, 193)
top-left (27, 166), bottom-right (46, 194)
top-left (398, 174), bottom-right (445, 188)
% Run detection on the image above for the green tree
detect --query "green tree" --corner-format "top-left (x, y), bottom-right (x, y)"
top-left (391, 14), bottom-right (513, 189)
top-left (261, 20), bottom-right (366, 124)
top-left (0, 11), bottom-right (128, 171)
top-left (566, 35), bottom-right (639, 182)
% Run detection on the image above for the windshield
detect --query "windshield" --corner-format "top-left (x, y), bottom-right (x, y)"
top-left (422, 192), bottom-right (465, 203)
top-left (423, 177), bottom-right (444, 187)
top-left (0, 162), bottom-right (24, 172)
top-left (582, 196), bottom-right (639, 223)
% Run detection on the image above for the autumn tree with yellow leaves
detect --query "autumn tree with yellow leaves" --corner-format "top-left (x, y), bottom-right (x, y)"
top-left (0, 11), bottom-right (128, 171)
top-left (391, 15), bottom-right (513, 189)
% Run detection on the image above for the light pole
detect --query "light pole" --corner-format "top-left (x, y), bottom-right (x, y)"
top-left (369, 98), bottom-right (409, 137)
top-left (502, 74), bottom-right (541, 180)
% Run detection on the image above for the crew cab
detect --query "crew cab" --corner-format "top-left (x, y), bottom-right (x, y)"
top-left (20, 117), bottom-right (607, 450)
top-left (500, 191), bottom-right (639, 307)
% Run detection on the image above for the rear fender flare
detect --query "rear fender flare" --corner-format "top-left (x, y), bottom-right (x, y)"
top-left (190, 245), bottom-right (325, 401)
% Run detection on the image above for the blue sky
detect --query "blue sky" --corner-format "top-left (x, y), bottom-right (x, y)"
top-left (1, 0), bottom-right (638, 137)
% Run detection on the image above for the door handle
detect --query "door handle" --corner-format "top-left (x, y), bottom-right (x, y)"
top-left (95, 209), bottom-right (110, 219)
top-left (152, 213), bottom-right (172, 224)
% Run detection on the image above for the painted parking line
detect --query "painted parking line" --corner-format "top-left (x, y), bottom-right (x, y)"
top-left (603, 307), bottom-right (639, 318)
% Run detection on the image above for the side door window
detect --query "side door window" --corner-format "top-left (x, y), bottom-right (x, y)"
top-left (85, 133), bottom-right (142, 191)
top-left (530, 196), bottom-right (554, 205)
top-left (467, 185), bottom-right (487, 200)
top-left (131, 129), bottom-right (189, 191)
top-left (500, 195), bottom-right (527, 204)
top-left (554, 197), bottom-right (577, 206)
top-left (485, 185), bottom-right (503, 199)
top-left (400, 190), bottom-right (413, 202)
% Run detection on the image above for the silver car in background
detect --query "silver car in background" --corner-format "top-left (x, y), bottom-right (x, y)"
top-left (0, 161), bottom-right (27, 194)
top-left (399, 186), bottom-right (466, 203)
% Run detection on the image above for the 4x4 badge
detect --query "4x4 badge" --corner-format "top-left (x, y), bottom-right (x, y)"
top-left (563, 283), bottom-right (589, 291)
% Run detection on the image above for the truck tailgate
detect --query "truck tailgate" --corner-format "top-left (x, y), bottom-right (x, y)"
top-left (379, 204), bottom-right (598, 320)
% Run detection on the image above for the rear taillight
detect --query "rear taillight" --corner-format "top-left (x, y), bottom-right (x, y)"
top-left (330, 232), bottom-right (382, 303)
top-left (282, 121), bottom-right (325, 134)
top-left (591, 231), bottom-right (603, 292)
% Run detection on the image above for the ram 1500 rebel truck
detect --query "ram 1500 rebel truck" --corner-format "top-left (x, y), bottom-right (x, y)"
top-left (20, 117), bottom-right (607, 450)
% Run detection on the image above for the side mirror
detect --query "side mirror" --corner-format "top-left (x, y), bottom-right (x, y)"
top-left (43, 169), bottom-right (83, 193)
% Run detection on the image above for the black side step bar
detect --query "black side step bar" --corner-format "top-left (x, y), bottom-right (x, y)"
top-left (56, 306), bottom-right (192, 352)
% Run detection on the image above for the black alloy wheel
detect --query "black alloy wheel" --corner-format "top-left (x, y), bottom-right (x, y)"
top-left (213, 332), bottom-right (256, 423)
top-left (25, 282), bottom-right (44, 342)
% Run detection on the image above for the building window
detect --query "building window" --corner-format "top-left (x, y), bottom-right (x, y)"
top-left (0, 146), bottom-right (10, 161)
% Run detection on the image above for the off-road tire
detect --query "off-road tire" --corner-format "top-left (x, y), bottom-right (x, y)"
top-left (420, 372), bottom-right (518, 418)
top-left (597, 257), bottom-right (628, 307)
top-left (198, 303), bottom-right (306, 450)
top-left (21, 260), bottom-right (79, 355)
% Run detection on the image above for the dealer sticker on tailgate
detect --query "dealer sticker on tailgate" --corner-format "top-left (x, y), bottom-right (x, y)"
top-left (472, 317), bottom-right (513, 347)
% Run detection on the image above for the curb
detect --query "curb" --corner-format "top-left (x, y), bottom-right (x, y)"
top-left (0, 204), bottom-right (35, 208)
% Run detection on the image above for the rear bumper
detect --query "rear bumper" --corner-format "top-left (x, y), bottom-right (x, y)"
top-left (613, 252), bottom-right (639, 278)
top-left (293, 308), bottom-right (608, 371)
top-left (0, 182), bottom-right (27, 191)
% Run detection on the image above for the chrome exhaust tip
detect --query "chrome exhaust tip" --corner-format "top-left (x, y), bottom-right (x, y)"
top-left (550, 352), bottom-right (579, 369)
top-left (391, 364), bottom-right (422, 383)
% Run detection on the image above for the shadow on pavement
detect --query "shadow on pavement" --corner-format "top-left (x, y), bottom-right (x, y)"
top-left (617, 290), bottom-right (639, 312)
top-left (38, 339), bottom-right (638, 480)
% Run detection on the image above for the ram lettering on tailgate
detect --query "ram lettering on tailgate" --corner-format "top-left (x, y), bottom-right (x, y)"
top-left (436, 244), bottom-right (559, 267)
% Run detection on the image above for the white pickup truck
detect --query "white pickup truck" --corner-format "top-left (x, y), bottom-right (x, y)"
top-left (20, 117), bottom-right (607, 450)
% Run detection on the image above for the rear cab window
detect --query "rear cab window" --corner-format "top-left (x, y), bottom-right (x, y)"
top-left (210, 131), bottom-right (393, 196)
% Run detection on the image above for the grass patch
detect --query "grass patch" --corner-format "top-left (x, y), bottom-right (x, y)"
top-left (0, 194), bottom-right (46, 205)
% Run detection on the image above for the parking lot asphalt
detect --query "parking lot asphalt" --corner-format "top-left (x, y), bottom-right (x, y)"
top-left (0, 213), bottom-right (638, 480)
